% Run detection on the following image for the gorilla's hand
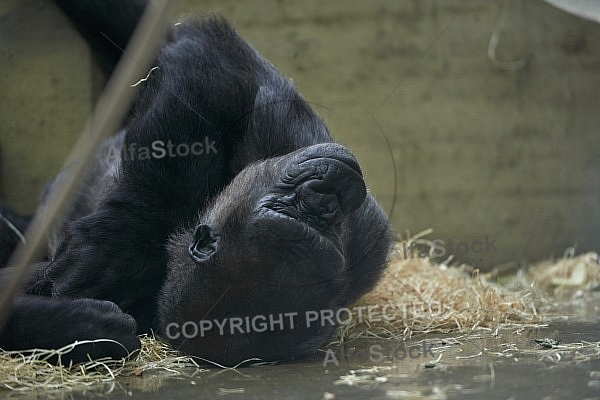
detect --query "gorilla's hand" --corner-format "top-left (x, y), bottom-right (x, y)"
top-left (36, 204), bottom-right (169, 332)
top-left (0, 296), bottom-right (140, 365)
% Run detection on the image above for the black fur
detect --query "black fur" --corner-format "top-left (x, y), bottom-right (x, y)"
top-left (0, 3), bottom-right (392, 366)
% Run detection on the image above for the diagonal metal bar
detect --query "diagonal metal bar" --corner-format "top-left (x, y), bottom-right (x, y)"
top-left (0, 0), bottom-right (179, 328)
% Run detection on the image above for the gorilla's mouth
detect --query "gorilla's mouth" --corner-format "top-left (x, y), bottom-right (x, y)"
top-left (255, 151), bottom-right (366, 238)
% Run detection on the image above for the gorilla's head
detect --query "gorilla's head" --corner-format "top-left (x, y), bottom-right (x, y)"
top-left (157, 143), bottom-right (367, 365)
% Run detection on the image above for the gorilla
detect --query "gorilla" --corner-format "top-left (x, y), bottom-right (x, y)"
top-left (0, 0), bottom-right (392, 366)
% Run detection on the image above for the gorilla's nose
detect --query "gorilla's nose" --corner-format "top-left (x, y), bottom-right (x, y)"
top-left (294, 144), bottom-right (367, 225)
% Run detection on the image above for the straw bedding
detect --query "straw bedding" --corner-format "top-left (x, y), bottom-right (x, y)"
top-left (1, 234), bottom-right (599, 393)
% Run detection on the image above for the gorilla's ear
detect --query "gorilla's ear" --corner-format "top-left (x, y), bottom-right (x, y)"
top-left (188, 225), bottom-right (219, 263)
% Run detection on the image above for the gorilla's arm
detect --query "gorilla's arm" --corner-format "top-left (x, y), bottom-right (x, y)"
top-left (0, 295), bottom-right (140, 364)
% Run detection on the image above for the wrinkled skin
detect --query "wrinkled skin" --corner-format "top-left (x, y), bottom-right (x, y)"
top-left (0, 3), bottom-right (392, 366)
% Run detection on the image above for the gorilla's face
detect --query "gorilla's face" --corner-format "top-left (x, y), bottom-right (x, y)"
top-left (158, 143), bottom-right (367, 364)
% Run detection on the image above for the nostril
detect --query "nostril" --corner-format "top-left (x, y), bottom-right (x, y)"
top-left (320, 195), bottom-right (339, 214)
top-left (295, 184), bottom-right (347, 227)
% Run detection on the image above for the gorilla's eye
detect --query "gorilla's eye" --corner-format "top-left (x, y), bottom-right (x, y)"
top-left (189, 224), bottom-right (219, 263)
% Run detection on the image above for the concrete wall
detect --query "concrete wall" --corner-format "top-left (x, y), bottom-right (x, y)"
top-left (0, 0), bottom-right (92, 212)
top-left (1, 0), bottom-right (599, 269)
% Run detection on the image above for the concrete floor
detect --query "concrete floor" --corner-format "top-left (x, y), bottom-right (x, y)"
top-left (2, 295), bottom-right (599, 399)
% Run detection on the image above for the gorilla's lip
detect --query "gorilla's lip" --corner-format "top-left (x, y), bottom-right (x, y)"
top-left (256, 207), bottom-right (342, 251)
top-left (296, 154), bottom-right (362, 178)
top-left (256, 207), bottom-right (320, 234)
